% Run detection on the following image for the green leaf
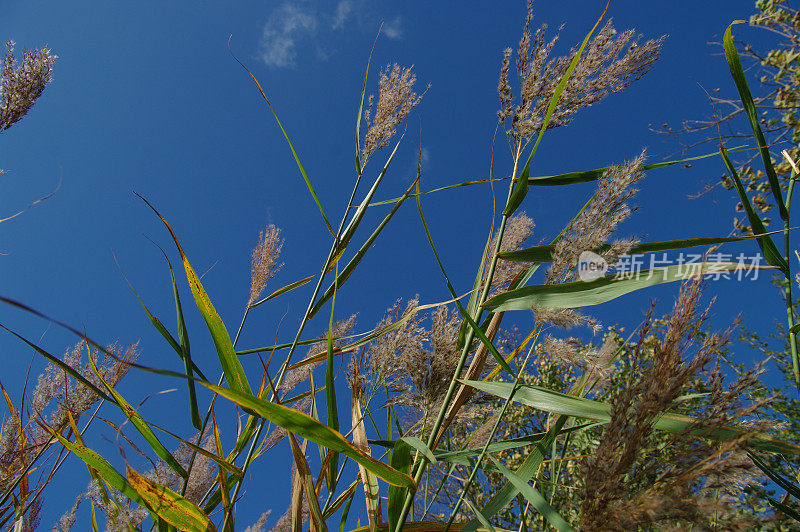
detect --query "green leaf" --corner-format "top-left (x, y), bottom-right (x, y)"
top-left (325, 266), bottom-right (341, 493)
top-left (127, 466), bottom-right (216, 532)
top-left (723, 22), bottom-right (788, 221)
top-left (528, 150), bottom-right (738, 186)
top-left (248, 275), bottom-right (314, 309)
top-left (499, 235), bottom-right (761, 263)
top-left (464, 380), bottom-right (800, 455)
top-left (42, 424), bottom-right (150, 511)
top-left (228, 44), bottom-right (334, 235)
top-left (461, 416), bottom-right (567, 532)
top-left (767, 496), bottom-right (800, 522)
top-left (137, 193), bottom-right (253, 398)
top-left (388, 439), bottom-right (413, 529)
top-left (464, 499), bottom-right (498, 532)
top-left (87, 349), bottom-right (189, 480)
top-left (201, 382), bottom-right (416, 488)
top-left (719, 147), bottom-right (788, 271)
top-left (308, 173), bottom-right (418, 320)
top-left (487, 456), bottom-right (574, 532)
top-left (483, 262), bottom-right (767, 312)
top-left (748, 452), bottom-right (800, 500)
top-left (163, 250), bottom-right (202, 430)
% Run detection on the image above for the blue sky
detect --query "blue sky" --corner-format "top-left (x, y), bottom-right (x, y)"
top-left (0, 0), bottom-right (788, 528)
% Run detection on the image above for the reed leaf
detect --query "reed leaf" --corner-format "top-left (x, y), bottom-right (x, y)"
top-left (483, 262), bottom-right (768, 311)
top-left (464, 380), bottom-right (800, 455)
top-left (126, 466), bottom-right (216, 532)
top-left (136, 193), bottom-right (253, 398)
top-left (723, 22), bottom-right (788, 220)
top-left (201, 382), bottom-right (415, 488)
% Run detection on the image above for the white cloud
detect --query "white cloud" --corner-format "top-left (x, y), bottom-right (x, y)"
top-left (332, 1), bottom-right (352, 30)
top-left (258, 3), bottom-right (318, 68)
top-left (381, 16), bottom-right (403, 40)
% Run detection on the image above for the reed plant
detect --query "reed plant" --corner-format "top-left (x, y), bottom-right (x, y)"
top-left (4, 1), bottom-right (800, 531)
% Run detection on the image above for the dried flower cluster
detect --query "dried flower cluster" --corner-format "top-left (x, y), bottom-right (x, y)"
top-left (249, 224), bottom-right (284, 305)
top-left (547, 149), bottom-right (647, 284)
top-left (0, 342), bottom-right (137, 531)
top-left (498, 0), bottom-right (664, 142)
top-left (481, 211), bottom-right (535, 294)
top-left (362, 64), bottom-right (427, 162)
top-left (579, 279), bottom-right (769, 530)
top-left (1, 40), bottom-right (55, 133)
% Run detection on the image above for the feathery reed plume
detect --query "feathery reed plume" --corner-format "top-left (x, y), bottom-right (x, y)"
top-left (1, 40), bottom-right (55, 133)
top-left (499, 0), bottom-right (663, 141)
top-left (481, 211), bottom-right (535, 293)
top-left (249, 224), bottom-right (284, 305)
top-left (243, 510), bottom-right (272, 532)
top-left (547, 149), bottom-right (647, 284)
top-left (579, 278), bottom-right (767, 530)
top-left (280, 314), bottom-right (357, 395)
top-left (362, 64), bottom-right (427, 162)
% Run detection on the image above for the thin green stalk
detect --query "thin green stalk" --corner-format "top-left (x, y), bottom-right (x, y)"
top-left (785, 167), bottom-right (798, 390)
top-left (394, 142), bottom-right (524, 531)
top-left (444, 349), bottom-right (534, 530)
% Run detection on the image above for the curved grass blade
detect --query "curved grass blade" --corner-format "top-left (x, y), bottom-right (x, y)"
top-left (228, 42), bottom-right (333, 235)
top-left (202, 382), bottom-right (415, 488)
top-left (41, 423), bottom-right (150, 510)
top-left (309, 172), bottom-right (417, 320)
top-left (499, 235), bottom-right (761, 263)
top-left (87, 348), bottom-right (189, 480)
top-left (483, 262), bottom-right (770, 311)
top-left (331, 136), bottom-right (404, 271)
top-left (723, 23), bottom-right (788, 221)
top-left (349, 524), bottom-right (516, 532)
top-left (461, 416), bottom-right (567, 532)
top-left (528, 149), bottom-right (745, 186)
top-left (465, 380), bottom-right (800, 455)
top-left (719, 147), bottom-right (788, 271)
top-left (248, 274), bottom-right (315, 309)
top-left (504, 0), bottom-right (610, 216)
top-left (126, 466), bottom-right (216, 532)
top-left (465, 499), bottom-right (498, 532)
top-left (414, 179), bottom-right (513, 376)
top-left (136, 193), bottom-right (253, 397)
top-left (487, 456), bottom-right (574, 532)
top-left (162, 250), bottom-right (202, 429)
top-left (748, 451), bottom-right (800, 500)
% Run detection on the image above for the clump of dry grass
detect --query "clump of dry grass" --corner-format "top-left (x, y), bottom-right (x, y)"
top-left (0, 40), bottom-right (55, 133)
top-left (579, 279), bottom-right (769, 531)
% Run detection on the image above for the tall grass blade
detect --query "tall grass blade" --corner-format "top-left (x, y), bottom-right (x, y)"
top-left (228, 43), bottom-right (334, 235)
top-left (487, 456), bottom-right (574, 531)
top-left (353, 392), bottom-right (381, 531)
top-left (136, 193), bottom-right (253, 397)
top-left (162, 251), bottom-right (202, 429)
top-left (288, 434), bottom-right (327, 531)
top-left (484, 262), bottom-right (768, 311)
top-left (723, 23), bottom-right (788, 220)
top-left (248, 274), bottom-right (315, 309)
top-left (202, 381), bottom-right (415, 487)
top-left (309, 173), bottom-right (418, 320)
top-left (719, 147), bottom-right (788, 271)
top-left (40, 423), bottom-right (150, 511)
top-left (465, 380), bottom-right (800, 455)
top-left (86, 347), bottom-right (189, 480)
top-left (126, 466), bottom-right (216, 532)
top-left (325, 272), bottom-right (341, 492)
top-left (461, 416), bottom-right (567, 532)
